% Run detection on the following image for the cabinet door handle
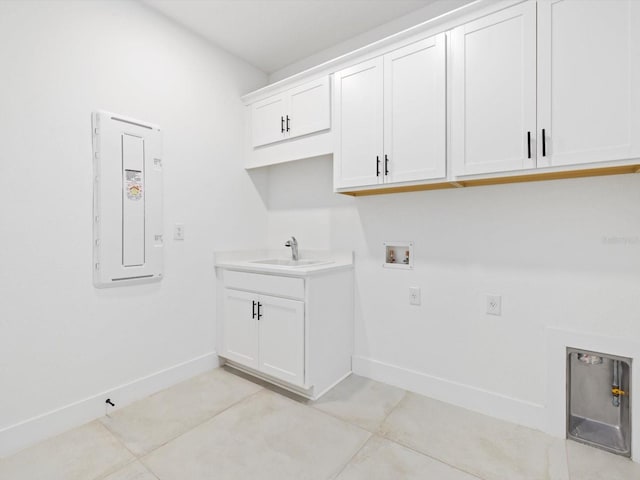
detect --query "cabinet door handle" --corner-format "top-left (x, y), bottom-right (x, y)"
top-left (542, 129), bottom-right (546, 157)
top-left (527, 131), bottom-right (531, 159)
top-left (281, 116), bottom-right (284, 133)
top-left (384, 154), bottom-right (389, 175)
top-left (376, 156), bottom-right (380, 176)
top-left (257, 302), bottom-right (263, 320)
top-left (286, 115), bottom-right (290, 132)
top-left (252, 300), bottom-right (257, 319)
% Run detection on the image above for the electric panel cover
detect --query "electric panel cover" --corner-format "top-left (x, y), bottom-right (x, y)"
top-left (92, 111), bottom-right (163, 287)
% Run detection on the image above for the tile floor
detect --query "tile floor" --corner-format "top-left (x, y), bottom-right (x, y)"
top-left (2, 367), bottom-right (640, 480)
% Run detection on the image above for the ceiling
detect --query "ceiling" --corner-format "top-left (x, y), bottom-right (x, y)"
top-left (141, 0), bottom-right (435, 74)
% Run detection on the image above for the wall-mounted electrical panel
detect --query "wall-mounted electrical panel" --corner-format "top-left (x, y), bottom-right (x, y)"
top-left (92, 111), bottom-right (163, 287)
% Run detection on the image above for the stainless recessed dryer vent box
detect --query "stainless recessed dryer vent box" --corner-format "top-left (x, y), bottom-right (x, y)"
top-left (567, 347), bottom-right (631, 457)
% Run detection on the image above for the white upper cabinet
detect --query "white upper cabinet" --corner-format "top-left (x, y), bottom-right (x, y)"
top-left (452, 0), bottom-right (640, 177)
top-left (251, 94), bottom-right (288, 148)
top-left (244, 0), bottom-right (640, 192)
top-left (333, 57), bottom-right (384, 189)
top-left (384, 35), bottom-right (447, 184)
top-left (288, 77), bottom-right (331, 140)
top-left (451, 2), bottom-right (537, 176)
top-left (334, 33), bottom-right (447, 189)
top-left (537, 0), bottom-right (640, 168)
top-left (250, 76), bottom-right (330, 148)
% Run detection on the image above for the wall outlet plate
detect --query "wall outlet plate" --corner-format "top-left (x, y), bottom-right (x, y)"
top-left (486, 295), bottom-right (502, 316)
top-left (174, 223), bottom-right (184, 240)
top-left (409, 287), bottom-right (421, 305)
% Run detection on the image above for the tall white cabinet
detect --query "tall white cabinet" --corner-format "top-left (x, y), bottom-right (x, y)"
top-left (334, 34), bottom-right (446, 189)
top-left (452, 0), bottom-right (640, 176)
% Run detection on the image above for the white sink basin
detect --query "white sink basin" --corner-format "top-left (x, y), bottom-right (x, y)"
top-left (251, 258), bottom-right (332, 267)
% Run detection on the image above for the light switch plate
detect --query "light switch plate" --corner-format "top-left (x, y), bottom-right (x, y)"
top-left (486, 295), bottom-right (502, 316)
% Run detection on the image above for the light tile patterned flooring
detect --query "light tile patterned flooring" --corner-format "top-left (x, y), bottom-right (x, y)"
top-left (2, 368), bottom-right (640, 480)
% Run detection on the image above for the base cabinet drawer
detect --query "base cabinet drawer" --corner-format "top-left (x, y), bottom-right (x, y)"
top-left (223, 270), bottom-right (304, 299)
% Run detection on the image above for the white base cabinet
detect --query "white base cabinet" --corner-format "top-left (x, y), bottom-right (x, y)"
top-left (217, 268), bottom-right (353, 400)
top-left (221, 289), bottom-right (304, 386)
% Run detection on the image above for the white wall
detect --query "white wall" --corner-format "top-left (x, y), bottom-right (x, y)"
top-left (265, 156), bottom-right (640, 430)
top-left (268, 0), bottom-right (473, 83)
top-left (0, 0), bottom-right (267, 455)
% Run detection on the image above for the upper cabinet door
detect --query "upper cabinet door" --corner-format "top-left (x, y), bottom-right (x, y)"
top-left (451, 2), bottom-right (537, 176)
top-left (251, 94), bottom-right (286, 148)
top-left (384, 34), bottom-right (447, 183)
top-left (288, 76), bottom-right (331, 140)
top-left (537, 0), bottom-right (640, 168)
top-left (333, 58), bottom-right (384, 189)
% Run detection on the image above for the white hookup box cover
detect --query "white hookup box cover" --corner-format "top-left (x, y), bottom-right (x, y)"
top-left (92, 111), bottom-right (163, 287)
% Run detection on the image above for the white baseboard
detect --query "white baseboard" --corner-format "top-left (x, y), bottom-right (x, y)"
top-left (0, 352), bottom-right (220, 458)
top-left (352, 355), bottom-right (545, 432)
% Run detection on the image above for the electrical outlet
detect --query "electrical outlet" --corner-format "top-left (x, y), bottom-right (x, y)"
top-left (409, 287), bottom-right (421, 305)
top-left (174, 223), bottom-right (184, 240)
top-left (486, 295), bottom-right (502, 316)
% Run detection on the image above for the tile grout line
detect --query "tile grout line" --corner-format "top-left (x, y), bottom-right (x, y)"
top-left (327, 432), bottom-right (374, 480)
top-left (92, 457), bottom-right (138, 480)
top-left (375, 394), bottom-right (485, 480)
top-left (378, 434), bottom-right (485, 480)
top-left (315, 388), bottom-right (483, 480)
top-left (373, 390), bottom-right (409, 434)
top-left (136, 387), bottom-right (267, 462)
top-left (98, 369), bottom-right (266, 460)
top-left (90, 422), bottom-right (142, 480)
top-left (306, 386), bottom-right (408, 436)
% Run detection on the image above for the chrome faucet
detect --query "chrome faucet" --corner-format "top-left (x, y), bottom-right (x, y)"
top-left (285, 236), bottom-right (299, 261)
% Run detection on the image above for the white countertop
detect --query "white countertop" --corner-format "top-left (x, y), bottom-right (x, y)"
top-left (214, 249), bottom-right (354, 276)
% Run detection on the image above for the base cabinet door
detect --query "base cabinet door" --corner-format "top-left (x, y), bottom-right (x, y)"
top-left (221, 289), bottom-right (259, 369)
top-left (221, 288), bottom-right (304, 386)
top-left (258, 296), bottom-right (305, 386)
top-left (537, 0), bottom-right (640, 168)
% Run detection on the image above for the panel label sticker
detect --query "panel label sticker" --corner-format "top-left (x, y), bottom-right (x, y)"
top-left (125, 170), bottom-right (143, 201)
